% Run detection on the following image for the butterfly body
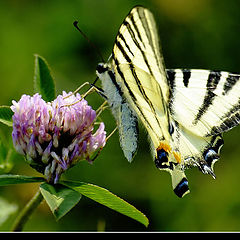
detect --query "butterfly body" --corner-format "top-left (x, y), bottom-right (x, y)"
top-left (96, 6), bottom-right (239, 197)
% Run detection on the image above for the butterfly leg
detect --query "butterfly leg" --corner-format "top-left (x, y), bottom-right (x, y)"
top-left (63, 81), bottom-right (93, 99)
top-left (95, 100), bottom-right (108, 119)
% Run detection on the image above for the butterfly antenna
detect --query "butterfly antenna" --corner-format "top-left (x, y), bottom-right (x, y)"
top-left (73, 21), bottom-right (105, 63)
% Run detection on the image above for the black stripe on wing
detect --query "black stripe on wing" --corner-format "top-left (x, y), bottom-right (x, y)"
top-left (193, 71), bottom-right (221, 124)
top-left (166, 69), bottom-right (176, 114)
top-left (182, 69), bottom-right (191, 88)
top-left (223, 73), bottom-right (240, 95)
top-left (118, 33), bottom-right (134, 57)
top-left (209, 99), bottom-right (240, 136)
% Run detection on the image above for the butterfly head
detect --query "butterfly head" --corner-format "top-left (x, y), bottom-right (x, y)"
top-left (96, 63), bottom-right (108, 75)
top-left (96, 63), bottom-right (114, 86)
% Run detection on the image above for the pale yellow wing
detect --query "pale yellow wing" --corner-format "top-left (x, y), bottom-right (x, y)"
top-left (111, 6), bottom-right (189, 197)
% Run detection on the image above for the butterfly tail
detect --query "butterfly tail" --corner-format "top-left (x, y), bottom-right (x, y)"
top-left (171, 169), bottom-right (190, 198)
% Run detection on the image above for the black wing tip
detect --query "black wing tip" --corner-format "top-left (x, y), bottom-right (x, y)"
top-left (173, 178), bottom-right (190, 198)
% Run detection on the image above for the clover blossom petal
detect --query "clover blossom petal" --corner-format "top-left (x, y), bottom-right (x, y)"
top-left (11, 91), bottom-right (106, 184)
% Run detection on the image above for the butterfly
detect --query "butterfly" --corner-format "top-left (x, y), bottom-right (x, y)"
top-left (96, 6), bottom-right (240, 197)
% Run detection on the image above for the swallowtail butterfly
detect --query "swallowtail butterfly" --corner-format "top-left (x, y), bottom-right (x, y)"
top-left (96, 6), bottom-right (240, 197)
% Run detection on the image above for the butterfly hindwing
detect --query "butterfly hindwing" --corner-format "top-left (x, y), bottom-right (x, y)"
top-left (169, 118), bottom-right (224, 177)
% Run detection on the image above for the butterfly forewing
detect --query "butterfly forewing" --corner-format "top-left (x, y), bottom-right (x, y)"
top-left (168, 69), bottom-right (240, 137)
top-left (112, 6), bottom-right (189, 197)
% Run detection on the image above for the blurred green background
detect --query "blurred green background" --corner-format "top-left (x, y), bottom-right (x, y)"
top-left (1, 0), bottom-right (240, 232)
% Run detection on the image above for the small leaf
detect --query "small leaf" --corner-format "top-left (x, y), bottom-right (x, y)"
top-left (40, 182), bottom-right (82, 220)
top-left (0, 106), bottom-right (13, 127)
top-left (33, 54), bottom-right (56, 102)
top-left (0, 174), bottom-right (45, 186)
top-left (61, 180), bottom-right (149, 227)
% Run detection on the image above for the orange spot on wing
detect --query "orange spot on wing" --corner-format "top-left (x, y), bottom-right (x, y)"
top-left (157, 142), bottom-right (181, 164)
top-left (157, 142), bottom-right (171, 153)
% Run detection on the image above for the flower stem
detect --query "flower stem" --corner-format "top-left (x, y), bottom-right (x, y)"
top-left (11, 188), bottom-right (44, 231)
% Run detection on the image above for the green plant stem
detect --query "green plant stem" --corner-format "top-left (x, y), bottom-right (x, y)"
top-left (11, 188), bottom-right (44, 231)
